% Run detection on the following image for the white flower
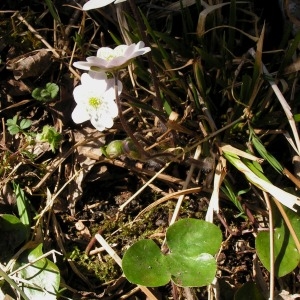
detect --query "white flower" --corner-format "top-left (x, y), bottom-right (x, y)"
top-left (83, 0), bottom-right (126, 10)
top-left (72, 71), bottom-right (122, 131)
top-left (73, 41), bottom-right (151, 72)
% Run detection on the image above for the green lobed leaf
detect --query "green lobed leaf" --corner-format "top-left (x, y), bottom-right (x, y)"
top-left (166, 252), bottom-right (216, 287)
top-left (7, 124), bottom-right (20, 135)
top-left (16, 243), bottom-right (60, 300)
top-left (36, 125), bottom-right (62, 152)
top-left (0, 214), bottom-right (27, 261)
top-left (122, 218), bottom-right (222, 287)
top-left (166, 219), bottom-right (222, 256)
top-left (32, 88), bottom-right (44, 101)
top-left (256, 207), bottom-right (300, 277)
top-left (45, 83), bottom-right (59, 99)
top-left (234, 282), bottom-right (265, 300)
top-left (19, 119), bottom-right (32, 130)
top-left (122, 239), bottom-right (170, 287)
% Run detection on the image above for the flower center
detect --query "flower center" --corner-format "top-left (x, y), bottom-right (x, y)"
top-left (105, 54), bottom-right (116, 61)
top-left (88, 96), bottom-right (102, 108)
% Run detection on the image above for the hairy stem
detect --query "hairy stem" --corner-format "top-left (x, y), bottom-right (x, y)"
top-left (127, 0), bottom-right (164, 114)
top-left (113, 72), bottom-right (149, 159)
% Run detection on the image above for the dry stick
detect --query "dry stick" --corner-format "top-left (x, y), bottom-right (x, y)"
top-left (15, 10), bottom-right (81, 80)
top-left (51, 213), bottom-right (94, 288)
top-left (119, 161), bottom-right (171, 211)
top-left (94, 234), bottom-right (158, 300)
top-left (133, 187), bottom-right (202, 222)
top-left (119, 115), bottom-right (246, 211)
top-left (169, 145), bottom-right (202, 226)
top-left (32, 134), bottom-right (104, 191)
top-left (15, 12), bottom-right (60, 59)
top-left (262, 191), bottom-right (274, 300)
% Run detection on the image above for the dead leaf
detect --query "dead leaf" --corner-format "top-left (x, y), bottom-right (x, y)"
top-left (67, 128), bottom-right (107, 215)
top-left (6, 49), bottom-right (52, 80)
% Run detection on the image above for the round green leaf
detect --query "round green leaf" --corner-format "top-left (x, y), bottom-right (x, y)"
top-left (46, 83), bottom-right (59, 99)
top-left (234, 282), bottom-right (265, 300)
top-left (256, 226), bottom-right (300, 277)
top-left (0, 214), bottom-right (27, 261)
top-left (16, 244), bottom-right (60, 300)
top-left (166, 218), bottom-right (222, 256)
top-left (166, 252), bottom-right (216, 287)
top-left (122, 239), bottom-right (170, 287)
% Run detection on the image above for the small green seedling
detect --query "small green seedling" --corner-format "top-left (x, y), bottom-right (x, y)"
top-left (122, 218), bottom-right (222, 287)
top-left (32, 82), bottom-right (59, 102)
top-left (36, 125), bottom-right (62, 152)
top-left (6, 116), bottom-right (32, 135)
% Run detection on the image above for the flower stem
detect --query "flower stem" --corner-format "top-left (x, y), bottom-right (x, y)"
top-left (127, 0), bottom-right (164, 115)
top-left (113, 72), bottom-right (149, 159)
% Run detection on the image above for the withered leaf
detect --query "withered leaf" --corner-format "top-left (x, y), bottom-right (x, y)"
top-left (6, 49), bottom-right (52, 80)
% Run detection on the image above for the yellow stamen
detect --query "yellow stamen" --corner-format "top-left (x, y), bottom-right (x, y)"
top-left (89, 97), bottom-right (102, 108)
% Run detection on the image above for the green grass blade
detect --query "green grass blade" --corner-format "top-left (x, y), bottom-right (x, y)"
top-left (250, 127), bottom-right (283, 174)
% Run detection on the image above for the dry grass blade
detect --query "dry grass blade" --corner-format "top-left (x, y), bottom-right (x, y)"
top-left (133, 187), bottom-right (202, 222)
top-left (205, 156), bottom-right (226, 222)
top-left (249, 47), bottom-right (300, 155)
top-left (222, 146), bottom-right (300, 211)
top-left (169, 145), bottom-right (202, 225)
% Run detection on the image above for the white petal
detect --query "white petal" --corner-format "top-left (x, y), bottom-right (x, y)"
top-left (80, 73), bottom-right (109, 91)
top-left (109, 56), bottom-right (128, 67)
top-left (113, 45), bottom-right (128, 56)
top-left (90, 113), bottom-right (114, 131)
top-left (83, 0), bottom-right (115, 10)
top-left (114, 0), bottom-right (126, 3)
top-left (88, 70), bottom-right (107, 80)
top-left (73, 85), bottom-right (88, 104)
top-left (136, 41), bottom-right (145, 49)
top-left (72, 105), bottom-right (90, 123)
top-left (123, 44), bottom-right (136, 56)
top-left (108, 101), bottom-right (118, 117)
top-left (97, 47), bottom-right (115, 59)
top-left (104, 80), bottom-right (122, 99)
top-left (87, 56), bottom-right (109, 69)
top-left (90, 119), bottom-right (106, 131)
top-left (73, 61), bottom-right (92, 71)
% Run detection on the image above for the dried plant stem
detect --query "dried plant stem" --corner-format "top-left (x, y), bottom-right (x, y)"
top-left (119, 115), bottom-right (246, 211)
top-left (169, 145), bottom-right (202, 226)
top-left (249, 47), bottom-right (300, 155)
top-left (263, 191), bottom-right (275, 300)
top-left (15, 12), bottom-right (60, 59)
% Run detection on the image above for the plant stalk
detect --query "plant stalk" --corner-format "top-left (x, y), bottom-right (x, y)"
top-left (113, 72), bottom-right (149, 159)
top-left (127, 0), bottom-right (164, 113)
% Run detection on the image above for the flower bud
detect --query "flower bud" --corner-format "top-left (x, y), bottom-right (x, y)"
top-left (105, 140), bottom-right (124, 158)
top-left (122, 138), bottom-right (141, 160)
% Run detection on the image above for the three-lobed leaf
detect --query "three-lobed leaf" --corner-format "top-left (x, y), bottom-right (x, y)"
top-left (32, 82), bottom-right (59, 102)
